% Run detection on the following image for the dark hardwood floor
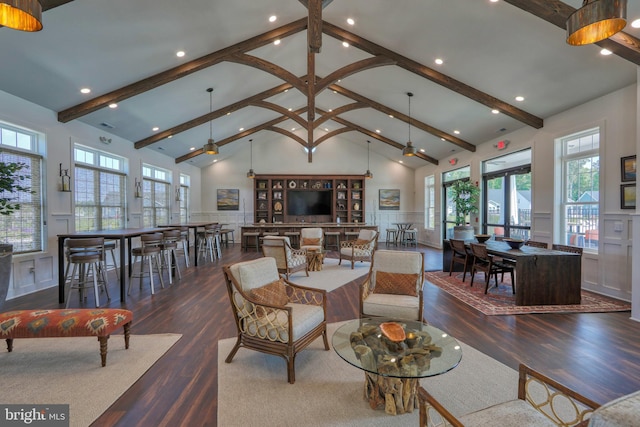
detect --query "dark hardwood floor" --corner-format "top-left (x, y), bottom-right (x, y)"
top-left (4, 244), bottom-right (639, 426)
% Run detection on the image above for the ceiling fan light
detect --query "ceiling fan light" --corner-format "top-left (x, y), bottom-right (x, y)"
top-left (204, 139), bottom-right (218, 155)
top-left (566, 0), bottom-right (627, 46)
top-left (0, 0), bottom-right (43, 32)
top-left (403, 141), bottom-right (416, 156)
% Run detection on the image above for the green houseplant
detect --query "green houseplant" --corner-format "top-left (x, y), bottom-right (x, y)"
top-left (449, 179), bottom-right (480, 239)
top-left (0, 156), bottom-right (34, 306)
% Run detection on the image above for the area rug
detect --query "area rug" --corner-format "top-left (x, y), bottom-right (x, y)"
top-left (285, 257), bottom-right (370, 292)
top-left (0, 333), bottom-right (182, 427)
top-left (217, 321), bottom-right (518, 427)
top-left (425, 271), bottom-right (632, 316)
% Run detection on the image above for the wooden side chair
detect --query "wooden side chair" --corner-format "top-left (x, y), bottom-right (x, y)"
top-left (418, 363), bottom-right (600, 427)
top-left (261, 235), bottom-right (309, 280)
top-left (552, 244), bottom-right (583, 255)
top-left (525, 240), bottom-right (548, 249)
top-left (449, 239), bottom-right (472, 282)
top-left (469, 243), bottom-right (515, 294)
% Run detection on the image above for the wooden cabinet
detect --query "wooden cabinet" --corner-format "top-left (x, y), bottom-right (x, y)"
top-left (254, 175), bottom-right (365, 224)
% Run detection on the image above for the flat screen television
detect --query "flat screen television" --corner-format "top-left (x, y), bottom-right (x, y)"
top-left (287, 190), bottom-right (332, 216)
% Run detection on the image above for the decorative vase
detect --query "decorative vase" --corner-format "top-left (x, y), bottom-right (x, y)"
top-left (0, 244), bottom-right (13, 309)
top-left (453, 225), bottom-right (475, 240)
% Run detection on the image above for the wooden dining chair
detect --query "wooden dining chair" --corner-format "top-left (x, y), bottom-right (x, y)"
top-left (525, 240), bottom-right (548, 249)
top-left (552, 243), bottom-right (583, 255)
top-left (449, 239), bottom-right (472, 282)
top-left (469, 243), bottom-right (515, 294)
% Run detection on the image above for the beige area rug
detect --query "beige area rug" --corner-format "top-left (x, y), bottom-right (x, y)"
top-left (217, 321), bottom-right (518, 427)
top-left (285, 257), bottom-right (370, 292)
top-left (0, 333), bottom-right (182, 427)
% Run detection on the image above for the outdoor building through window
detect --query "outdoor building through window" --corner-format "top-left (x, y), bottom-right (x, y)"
top-left (142, 164), bottom-right (170, 227)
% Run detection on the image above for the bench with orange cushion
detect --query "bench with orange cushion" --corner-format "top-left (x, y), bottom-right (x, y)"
top-left (0, 308), bottom-right (133, 366)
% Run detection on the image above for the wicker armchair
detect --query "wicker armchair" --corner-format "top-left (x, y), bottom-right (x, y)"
top-left (418, 363), bottom-right (600, 427)
top-left (360, 249), bottom-right (425, 321)
top-left (339, 229), bottom-right (378, 269)
top-left (261, 235), bottom-right (308, 280)
top-left (222, 257), bottom-right (329, 384)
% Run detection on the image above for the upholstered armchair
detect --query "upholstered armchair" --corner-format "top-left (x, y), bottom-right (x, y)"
top-left (300, 228), bottom-right (324, 252)
top-left (418, 363), bottom-right (600, 427)
top-left (222, 257), bottom-right (329, 384)
top-left (261, 236), bottom-right (308, 280)
top-left (360, 249), bottom-right (425, 321)
top-left (339, 229), bottom-right (378, 269)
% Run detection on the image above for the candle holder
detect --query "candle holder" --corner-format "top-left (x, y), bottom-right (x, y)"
top-left (59, 163), bottom-right (71, 192)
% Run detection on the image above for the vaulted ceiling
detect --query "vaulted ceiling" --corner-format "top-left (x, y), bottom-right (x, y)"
top-left (1, 0), bottom-right (639, 169)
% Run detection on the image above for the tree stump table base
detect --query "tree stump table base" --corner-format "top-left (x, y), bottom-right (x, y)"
top-left (364, 372), bottom-right (418, 415)
top-left (307, 250), bottom-right (324, 271)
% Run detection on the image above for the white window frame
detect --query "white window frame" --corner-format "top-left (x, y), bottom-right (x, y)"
top-left (142, 164), bottom-right (171, 227)
top-left (424, 175), bottom-right (435, 229)
top-left (179, 173), bottom-right (190, 223)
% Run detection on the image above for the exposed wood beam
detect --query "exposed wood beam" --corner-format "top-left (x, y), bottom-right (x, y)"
top-left (249, 100), bottom-right (308, 129)
top-left (503, 0), bottom-right (640, 65)
top-left (135, 83), bottom-right (293, 149)
top-left (315, 56), bottom-right (396, 93)
top-left (227, 53), bottom-right (307, 93)
top-left (329, 84), bottom-right (476, 153)
top-left (313, 102), bottom-right (367, 128)
top-left (58, 18), bottom-right (307, 122)
top-left (322, 21), bottom-right (543, 129)
top-left (313, 126), bottom-right (354, 146)
top-left (307, 0), bottom-right (323, 53)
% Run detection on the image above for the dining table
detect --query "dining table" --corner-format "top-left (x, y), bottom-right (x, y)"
top-left (57, 226), bottom-right (178, 304)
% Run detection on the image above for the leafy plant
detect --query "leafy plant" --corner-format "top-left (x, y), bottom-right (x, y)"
top-left (0, 157), bottom-right (34, 216)
top-left (449, 179), bottom-right (480, 226)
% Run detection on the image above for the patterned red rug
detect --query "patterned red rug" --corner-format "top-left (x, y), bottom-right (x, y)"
top-left (425, 271), bottom-right (631, 316)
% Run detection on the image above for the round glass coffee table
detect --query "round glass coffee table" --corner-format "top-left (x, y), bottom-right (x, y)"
top-left (332, 317), bottom-right (462, 415)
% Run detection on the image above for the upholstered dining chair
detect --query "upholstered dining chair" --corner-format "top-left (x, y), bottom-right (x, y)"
top-left (222, 257), bottom-right (329, 384)
top-left (469, 243), bottom-right (515, 295)
top-left (300, 228), bottom-right (324, 252)
top-left (261, 235), bottom-right (309, 280)
top-left (360, 249), bottom-right (425, 321)
top-left (339, 229), bottom-right (378, 269)
top-left (418, 363), bottom-right (600, 427)
top-left (449, 239), bottom-right (472, 282)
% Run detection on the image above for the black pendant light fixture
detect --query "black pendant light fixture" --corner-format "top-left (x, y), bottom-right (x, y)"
top-left (566, 0), bottom-right (627, 46)
top-left (402, 92), bottom-right (416, 157)
top-left (0, 0), bottom-right (43, 32)
top-left (247, 139), bottom-right (256, 179)
top-left (364, 140), bottom-right (373, 179)
top-left (203, 88), bottom-right (219, 155)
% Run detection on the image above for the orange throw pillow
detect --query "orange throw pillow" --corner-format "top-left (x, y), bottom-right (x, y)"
top-left (373, 271), bottom-right (419, 297)
top-left (250, 279), bottom-right (288, 316)
top-left (302, 238), bottom-right (321, 246)
top-left (355, 238), bottom-right (370, 245)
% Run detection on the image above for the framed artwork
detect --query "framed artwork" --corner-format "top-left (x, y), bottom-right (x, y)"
top-left (217, 189), bottom-right (239, 211)
top-left (620, 184), bottom-right (636, 209)
top-left (379, 189), bottom-right (400, 210)
top-left (621, 155), bottom-right (636, 182)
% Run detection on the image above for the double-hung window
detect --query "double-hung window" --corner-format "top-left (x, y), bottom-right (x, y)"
top-left (74, 145), bottom-right (126, 231)
top-left (0, 123), bottom-right (43, 253)
top-left (179, 174), bottom-right (190, 223)
top-left (142, 164), bottom-right (170, 227)
top-left (424, 175), bottom-right (435, 229)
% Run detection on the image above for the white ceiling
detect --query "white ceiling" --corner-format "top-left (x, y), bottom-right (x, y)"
top-left (0, 0), bottom-right (638, 169)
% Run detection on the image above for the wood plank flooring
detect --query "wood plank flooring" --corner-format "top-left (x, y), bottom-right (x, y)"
top-left (3, 244), bottom-right (639, 426)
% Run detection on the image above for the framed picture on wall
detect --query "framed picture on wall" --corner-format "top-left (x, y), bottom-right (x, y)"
top-left (217, 189), bottom-right (240, 210)
top-left (620, 184), bottom-right (636, 209)
top-left (621, 155), bottom-right (636, 182)
top-left (379, 189), bottom-right (400, 210)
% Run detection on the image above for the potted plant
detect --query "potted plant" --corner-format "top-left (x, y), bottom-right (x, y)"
top-left (0, 156), bottom-right (34, 306)
top-left (449, 179), bottom-right (480, 239)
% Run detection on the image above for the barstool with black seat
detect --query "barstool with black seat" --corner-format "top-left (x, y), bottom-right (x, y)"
top-left (129, 233), bottom-right (165, 295)
top-left (64, 237), bottom-right (110, 308)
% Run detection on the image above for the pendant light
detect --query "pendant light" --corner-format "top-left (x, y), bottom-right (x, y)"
top-left (247, 139), bottom-right (256, 179)
top-left (0, 0), bottom-right (43, 32)
top-left (364, 140), bottom-right (373, 179)
top-left (566, 0), bottom-right (627, 46)
top-left (203, 88), bottom-right (219, 155)
top-left (402, 92), bottom-right (416, 157)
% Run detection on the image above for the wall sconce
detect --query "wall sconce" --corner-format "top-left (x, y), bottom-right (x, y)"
top-left (494, 140), bottom-right (510, 150)
top-left (134, 178), bottom-right (142, 198)
top-left (59, 163), bottom-right (71, 192)
top-left (175, 185), bottom-right (181, 202)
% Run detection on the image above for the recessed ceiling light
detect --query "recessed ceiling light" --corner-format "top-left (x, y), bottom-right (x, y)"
top-left (491, 109), bottom-right (500, 114)
top-left (399, 160), bottom-right (404, 164)
top-left (420, 148), bottom-right (425, 152)
top-left (441, 138), bottom-right (446, 141)
top-left (490, 0), bottom-right (499, 2)
top-left (454, 130), bottom-right (460, 134)
top-left (152, 127), bottom-right (159, 131)
top-left (435, 58), bottom-right (443, 65)
top-left (600, 48), bottom-right (613, 55)
top-left (190, 147), bottom-right (195, 151)
top-left (347, 18), bottom-right (355, 25)
top-left (515, 96), bottom-right (525, 102)
top-left (376, 129), bottom-right (381, 133)
top-left (109, 103), bottom-right (118, 109)
top-left (389, 114), bottom-right (394, 118)
top-left (342, 41), bottom-right (349, 48)
top-left (239, 127), bottom-right (244, 131)
top-left (80, 88), bottom-right (91, 94)
top-left (274, 39), bottom-right (281, 46)
top-left (291, 127), bottom-right (296, 131)
top-left (176, 51), bottom-right (185, 57)
top-left (632, 19), bottom-right (640, 28)
top-left (167, 135), bottom-right (172, 139)
top-left (328, 109), bottom-right (333, 112)
top-left (324, 128), bottom-right (329, 131)
top-left (226, 112), bottom-right (231, 115)
top-left (269, 15), bottom-right (277, 22)
top-left (213, 159), bottom-right (218, 163)
top-left (284, 89), bottom-right (289, 93)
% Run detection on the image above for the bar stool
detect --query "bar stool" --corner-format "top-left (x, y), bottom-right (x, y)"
top-left (385, 228), bottom-right (398, 246)
top-left (324, 231), bottom-right (341, 251)
top-left (64, 237), bottom-right (110, 308)
top-left (402, 228), bottom-right (418, 247)
top-left (198, 224), bottom-right (222, 262)
top-left (344, 231), bottom-right (360, 242)
top-left (129, 233), bottom-right (165, 295)
top-left (259, 231), bottom-right (280, 249)
top-left (220, 228), bottom-right (235, 247)
top-left (159, 229), bottom-right (182, 284)
top-left (284, 231), bottom-right (300, 249)
top-left (176, 226), bottom-right (190, 268)
top-left (103, 239), bottom-right (120, 281)
top-left (242, 232), bottom-right (260, 252)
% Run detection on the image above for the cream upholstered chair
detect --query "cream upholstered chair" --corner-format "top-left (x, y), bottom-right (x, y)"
top-left (261, 235), bottom-right (309, 280)
top-left (418, 363), bottom-right (600, 427)
top-left (339, 229), bottom-right (378, 269)
top-left (222, 257), bottom-right (329, 384)
top-left (360, 249), bottom-right (424, 321)
top-left (300, 227), bottom-right (324, 252)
